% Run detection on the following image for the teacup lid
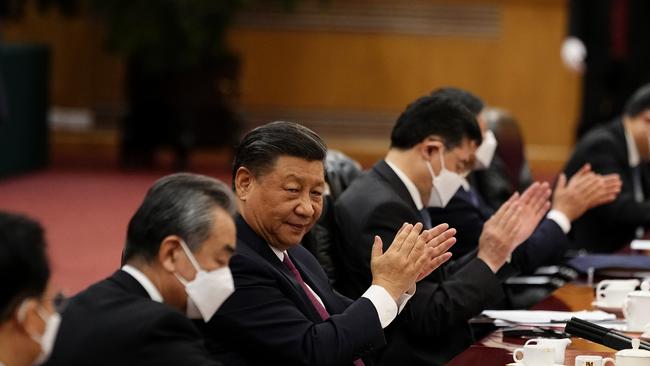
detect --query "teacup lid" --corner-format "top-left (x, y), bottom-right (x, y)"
top-left (616, 339), bottom-right (650, 358)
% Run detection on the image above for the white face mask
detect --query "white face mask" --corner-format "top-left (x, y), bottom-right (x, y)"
top-left (17, 300), bottom-right (61, 365)
top-left (174, 240), bottom-right (235, 322)
top-left (425, 148), bottom-right (465, 208)
top-left (474, 130), bottom-right (498, 170)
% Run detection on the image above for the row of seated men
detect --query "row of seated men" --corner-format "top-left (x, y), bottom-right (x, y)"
top-left (3, 84), bottom-right (650, 366)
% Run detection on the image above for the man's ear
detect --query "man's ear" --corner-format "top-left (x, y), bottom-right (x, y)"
top-left (15, 298), bottom-right (42, 337)
top-left (235, 166), bottom-right (254, 202)
top-left (158, 235), bottom-right (183, 273)
top-left (419, 137), bottom-right (443, 160)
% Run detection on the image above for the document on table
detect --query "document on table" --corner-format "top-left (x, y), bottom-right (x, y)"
top-left (481, 310), bottom-right (618, 327)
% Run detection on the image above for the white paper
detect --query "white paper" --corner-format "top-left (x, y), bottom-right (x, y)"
top-left (481, 310), bottom-right (616, 326)
top-left (631, 240), bottom-right (650, 250)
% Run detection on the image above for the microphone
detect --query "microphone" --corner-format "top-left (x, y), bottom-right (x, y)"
top-left (564, 317), bottom-right (650, 351)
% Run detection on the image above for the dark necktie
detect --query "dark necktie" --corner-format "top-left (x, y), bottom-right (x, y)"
top-left (632, 165), bottom-right (645, 238)
top-left (420, 208), bottom-right (433, 229)
top-left (610, 0), bottom-right (630, 60)
top-left (283, 254), bottom-right (365, 366)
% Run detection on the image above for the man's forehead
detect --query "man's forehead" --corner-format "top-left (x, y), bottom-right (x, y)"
top-left (265, 156), bottom-right (325, 181)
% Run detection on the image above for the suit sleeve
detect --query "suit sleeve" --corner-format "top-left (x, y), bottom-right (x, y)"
top-left (203, 255), bottom-right (385, 366)
top-left (137, 310), bottom-right (221, 366)
top-left (401, 257), bottom-right (504, 337)
top-left (510, 219), bottom-right (570, 274)
top-left (352, 201), bottom-right (505, 338)
top-left (568, 138), bottom-right (650, 227)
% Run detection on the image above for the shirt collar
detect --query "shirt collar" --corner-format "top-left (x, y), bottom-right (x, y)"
top-left (385, 159), bottom-right (424, 210)
top-left (269, 245), bottom-right (286, 262)
top-left (624, 123), bottom-right (640, 167)
top-left (121, 265), bottom-right (164, 303)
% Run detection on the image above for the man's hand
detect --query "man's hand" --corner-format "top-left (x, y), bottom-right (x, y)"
top-left (415, 223), bottom-right (456, 282)
top-left (370, 222), bottom-right (454, 301)
top-left (512, 182), bottom-right (552, 246)
top-left (477, 193), bottom-right (523, 273)
top-left (552, 164), bottom-right (622, 221)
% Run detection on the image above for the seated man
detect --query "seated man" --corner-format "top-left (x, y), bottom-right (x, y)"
top-left (335, 94), bottom-right (553, 365)
top-left (44, 173), bottom-right (236, 366)
top-left (0, 212), bottom-right (60, 366)
top-left (428, 87), bottom-right (621, 266)
top-left (200, 121), bottom-right (456, 366)
top-left (565, 83), bottom-right (650, 252)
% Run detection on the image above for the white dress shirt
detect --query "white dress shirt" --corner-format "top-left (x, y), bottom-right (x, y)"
top-left (121, 265), bottom-right (164, 303)
top-left (269, 245), bottom-right (413, 328)
top-left (385, 159), bottom-right (424, 210)
top-left (625, 123), bottom-right (641, 168)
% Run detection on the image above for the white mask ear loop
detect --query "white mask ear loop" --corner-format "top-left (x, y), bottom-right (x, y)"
top-left (438, 148), bottom-right (447, 172)
top-left (178, 239), bottom-right (201, 273)
top-left (16, 299), bottom-right (46, 341)
top-left (425, 145), bottom-right (445, 178)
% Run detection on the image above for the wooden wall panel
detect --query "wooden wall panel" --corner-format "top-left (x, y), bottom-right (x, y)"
top-left (3, 0), bottom-right (580, 170)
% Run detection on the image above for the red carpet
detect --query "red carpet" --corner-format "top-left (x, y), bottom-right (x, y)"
top-left (0, 168), bottom-right (229, 296)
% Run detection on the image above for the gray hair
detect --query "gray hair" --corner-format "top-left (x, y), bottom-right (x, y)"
top-left (123, 173), bottom-right (237, 261)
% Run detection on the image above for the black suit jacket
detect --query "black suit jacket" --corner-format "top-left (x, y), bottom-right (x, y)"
top-left (564, 119), bottom-right (650, 252)
top-left (428, 186), bottom-right (570, 274)
top-left (198, 216), bottom-right (385, 366)
top-left (334, 161), bottom-right (505, 365)
top-left (43, 270), bottom-right (218, 366)
top-left (568, 0), bottom-right (650, 76)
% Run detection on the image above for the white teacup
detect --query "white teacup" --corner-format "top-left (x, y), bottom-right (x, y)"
top-left (526, 338), bottom-right (572, 364)
top-left (575, 355), bottom-right (615, 366)
top-left (597, 280), bottom-right (641, 308)
top-left (623, 293), bottom-right (650, 332)
top-left (612, 338), bottom-right (650, 366)
top-left (513, 344), bottom-right (556, 366)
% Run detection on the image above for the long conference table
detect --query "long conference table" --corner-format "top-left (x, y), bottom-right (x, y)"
top-left (446, 283), bottom-right (630, 366)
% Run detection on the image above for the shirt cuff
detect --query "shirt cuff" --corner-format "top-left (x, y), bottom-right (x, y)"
top-left (546, 209), bottom-right (571, 234)
top-left (361, 285), bottom-right (398, 328)
top-left (396, 285), bottom-right (415, 314)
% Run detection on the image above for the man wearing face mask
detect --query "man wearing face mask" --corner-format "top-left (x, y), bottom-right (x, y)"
top-left (565, 83), bottom-right (650, 252)
top-left (0, 212), bottom-right (60, 366)
top-left (427, 87), bottom-right (622, 268)
top-left (335, 94), bottom-right (554, 365)
top-left (43, 173), bottom-right (235, 366)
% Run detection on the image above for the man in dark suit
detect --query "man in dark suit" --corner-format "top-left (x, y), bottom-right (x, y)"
top-left (429, 88), bottom-right (621, 266)
top-left (44, 173), bottom-right (237, 366)
top-left (563, 0), bottom-right (650, 138)
top-left (0, 212), bottom-right (59, 366)
top-left (199, 121), bottom-right (456, 366)
top-left (335, 94), bottom-right (554, 365)
top-left (564, 84), bottom-right (650, 252)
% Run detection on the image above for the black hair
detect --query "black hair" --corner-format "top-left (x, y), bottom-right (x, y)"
top-left (390, 93), bottom-right (483, 149)
top-left (231, 121), bottom-right (327, 183)
top-left (431, 87), bottom-right (485, 116)
top-left (123, 173), bottom-right (237, 262)
top-left (624, 83), bottom-right (650, 118)
top-left (0, 212), bottom-right (49, 321)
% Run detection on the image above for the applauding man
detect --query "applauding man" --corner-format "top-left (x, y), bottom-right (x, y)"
top-left (199, 122), bottom-right (456, 366)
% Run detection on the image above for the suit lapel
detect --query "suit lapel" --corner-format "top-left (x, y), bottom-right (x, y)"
top-left (373, 160), bottom-right (420, 213)
top-left (287, 248), bottom-right (345, 315)
top-left (110, 270), bottom-right (152, 299)
top-left (235, 216), bottom-right (326, 321)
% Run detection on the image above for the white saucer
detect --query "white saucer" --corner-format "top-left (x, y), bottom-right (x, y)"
top-left (506, 363), bottom-right (564, 366)
top-left (591, 301), bottom-right (623, 314)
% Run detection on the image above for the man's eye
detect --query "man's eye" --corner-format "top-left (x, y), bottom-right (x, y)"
top-left (311, 191), bottom-right (323, 197)
top-left (286, 188), bottom-right (299, 193)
